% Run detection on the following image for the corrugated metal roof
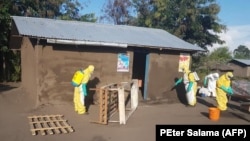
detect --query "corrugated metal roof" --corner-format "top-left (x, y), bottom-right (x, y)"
top-left (232, 59), bottom-right (250, 66)
top-left (11, 16), bottom-right (204, 51)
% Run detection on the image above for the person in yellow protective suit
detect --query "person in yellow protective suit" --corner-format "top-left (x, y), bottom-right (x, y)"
top-left (73, 65), bottom-right (94, 114)
top-left (175, 67), bottom-right (198, 107)
top-left (216, 72), bottom-right (233, 111)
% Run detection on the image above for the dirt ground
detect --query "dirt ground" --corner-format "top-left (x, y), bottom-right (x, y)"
top-left (0, 82), bottom-right (249, 141)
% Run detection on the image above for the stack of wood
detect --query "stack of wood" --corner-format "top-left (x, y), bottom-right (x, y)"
top-left (232, 80), bottom-right (250, 113)
top-left (232, 80), bottom-right (250, 100)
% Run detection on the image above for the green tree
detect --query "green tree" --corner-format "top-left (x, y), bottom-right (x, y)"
top-left (9, 0), bottom-right (84, 19)
top-left (78, 13), bottom-right (97, 22)
top-left (233, 45), bottom-right (250, 59)
top-left (100, 0), bottom-right (226, 50)
top-left (207, 46), bottom-right (233, 66)
top-left (194, 47), bottom-right (233, 80)
top-left (0, 0), bottom-right (11, 51)
top-left (0, 0), bottom-right (96, 82)
top-left (0, 0), bottom-right (13, 81)
top-left (132, 0), bottom-right (226, 50)
top-left (100, 0), bottom-right (135, 25)
top-left (131, 0), bottom-right (153, 26)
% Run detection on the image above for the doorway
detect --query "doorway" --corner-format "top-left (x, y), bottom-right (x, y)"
top-left (132, 50), bottom-right (148, 100)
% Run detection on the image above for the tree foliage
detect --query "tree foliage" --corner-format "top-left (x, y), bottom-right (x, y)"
top-left (133, 0), bottom-right (226, 50)
top-left (8, 0), bottom-right (85, 20)
top-left (233, 45), bottom-right (250, 59)
top-left (192, 47), bottom-right (234, 71)
top-left (194, 46), bottom-right (233, 80)
top-left (100, 0), bottom-right (135, 24)
top-left (209, 47), bottom-right (232, 62)
top-left (100, 0), bottom-right (226, 50)
top-left (131, 0), bottom-right (153, 26)
top-left (78, 13), bottom-right (97, 22)
top-left (0, 0), bottom-right (97, 82)
top-left (0, 0), bottom-right (12, 52)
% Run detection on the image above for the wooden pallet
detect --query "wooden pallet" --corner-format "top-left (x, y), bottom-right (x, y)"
top-left (91, 88), bottom-right (119, 125)
top-left (28, 115), bottom-right (74, 136)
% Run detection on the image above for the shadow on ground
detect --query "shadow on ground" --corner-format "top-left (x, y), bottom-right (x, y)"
top-left (0, 83), bottom-right (20, 94)
top-left (198, 96), bottom-right (250, 122)
top-left (197, 97), bottom-right (215, 107)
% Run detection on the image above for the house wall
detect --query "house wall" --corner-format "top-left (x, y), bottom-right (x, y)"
top-left (228, 62), bottom-right (248, 78)
top-left (247, 67), bottom-right (250, 77)
top-left (18, 38), bottom-right (193, 106)
top-left (146, 52), bottom-right (186, 103)
top-left (20, 37), bottom-right (37, 106)
top-left (22, 41), bottom-right (133, 104)
top-left (9, 21), bottom-right (22, 50)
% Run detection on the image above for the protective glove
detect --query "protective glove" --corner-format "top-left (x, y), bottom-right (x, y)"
top-left (220, 86), bottom-right (233, 95)
top-left (227, 87), bottom-right (234, 95)
top-left (187, 81), bottom-right (193, 92)
top-left (220, 85), bottom-right (228, 92)
top-left (82, 83), bottom-right (88, 96)
top-left (174, 78), bottom-right (183, 86)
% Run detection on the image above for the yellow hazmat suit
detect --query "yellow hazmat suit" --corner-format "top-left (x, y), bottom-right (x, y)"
top-left (185, 68), bottom-right (198, 106)
top-left (175, 66), bottom-right (198, 106)
top-left (73, 65), bottom-right (94, 114)
top-left (216, 72), bottom-right (233, 111)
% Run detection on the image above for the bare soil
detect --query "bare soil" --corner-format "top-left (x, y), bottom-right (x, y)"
top-left (0, 82), bottom-right (249, 141)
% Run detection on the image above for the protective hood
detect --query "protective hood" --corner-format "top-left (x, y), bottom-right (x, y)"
top-left (225, 72), bottom-right (233, 80)
top-left (212, 73), bottom-right (219, 79)
top-left (86, 65), bottom-right (94, 74)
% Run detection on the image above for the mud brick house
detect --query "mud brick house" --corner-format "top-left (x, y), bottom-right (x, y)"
top-left (208, 63), bottom-right (234, 75)
top-left (228, 59), bottom-right (250, 78)
top-left (9, 16), bottom-right (204, 106)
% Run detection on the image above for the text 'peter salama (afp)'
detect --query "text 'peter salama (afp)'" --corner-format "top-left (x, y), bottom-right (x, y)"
top-left (155, 125), bottom-right (250, 140)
